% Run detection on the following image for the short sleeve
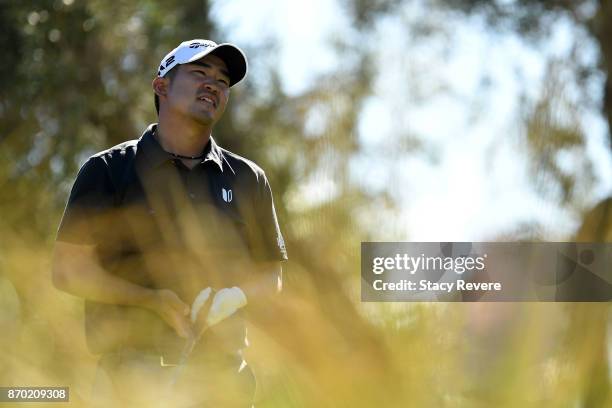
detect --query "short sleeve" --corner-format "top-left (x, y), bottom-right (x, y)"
top-left (56, 156), bottom-right (115, 245)
top-left (249, 172), bottom-right (288, 262)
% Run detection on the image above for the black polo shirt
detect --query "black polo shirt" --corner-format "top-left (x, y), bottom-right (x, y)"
top-left (57, 123), bottom-right (287, 354)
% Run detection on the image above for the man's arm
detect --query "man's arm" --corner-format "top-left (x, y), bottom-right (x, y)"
top-left (52, 241), bottom-right (193, 338)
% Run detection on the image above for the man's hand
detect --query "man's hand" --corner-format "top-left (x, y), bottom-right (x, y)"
top-left (148, 289), bottom-right (193, 339)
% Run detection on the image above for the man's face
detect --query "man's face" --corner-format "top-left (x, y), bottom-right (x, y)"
top-left (162, 53), bottom-right (231, 126)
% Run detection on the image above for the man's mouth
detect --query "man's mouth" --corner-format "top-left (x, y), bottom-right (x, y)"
top-left (197, 95), bottom-right (217, 108)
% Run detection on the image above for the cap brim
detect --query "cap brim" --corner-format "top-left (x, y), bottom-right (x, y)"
top-left (187, 43), bottom-right (248, 87)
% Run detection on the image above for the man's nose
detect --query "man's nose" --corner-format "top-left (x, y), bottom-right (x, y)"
top-left (203, 80), bottom-right (220, 95)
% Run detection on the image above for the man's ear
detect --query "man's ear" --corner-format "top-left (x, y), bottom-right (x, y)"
top-left (152, 76), bottom-right (169, 98)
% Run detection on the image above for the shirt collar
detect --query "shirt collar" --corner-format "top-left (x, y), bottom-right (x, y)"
top-left (138, 123), bottom-right (224, 171)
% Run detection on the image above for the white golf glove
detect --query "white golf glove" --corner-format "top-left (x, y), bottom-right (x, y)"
top-left (190, 286), bottom-right (247, 327)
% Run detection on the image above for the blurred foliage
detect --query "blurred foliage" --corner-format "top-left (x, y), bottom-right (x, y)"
top-left (523, 60), bottom-right (596, 210)
top-left (438, 0), bottom-right (609, 211)
top-left (0, 0), bottom-right (610, 407)
top-left (437, 2), bottom-right (612, 407)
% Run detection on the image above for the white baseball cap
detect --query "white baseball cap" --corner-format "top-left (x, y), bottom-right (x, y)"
top-left (157, 39), bottom-right (248, 87)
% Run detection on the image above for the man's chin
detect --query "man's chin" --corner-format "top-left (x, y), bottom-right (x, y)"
top-left (190, 111), bottom-right (216, 127)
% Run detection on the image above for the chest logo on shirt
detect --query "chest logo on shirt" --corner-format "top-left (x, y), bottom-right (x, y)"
top-left (222, 188), bottom-right (233, 203)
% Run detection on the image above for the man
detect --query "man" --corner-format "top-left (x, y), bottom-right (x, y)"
top-left (52, 39), bottom-right (287, 407)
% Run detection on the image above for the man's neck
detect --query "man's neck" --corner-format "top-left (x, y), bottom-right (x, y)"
top-left (156, 115), bottom-right (213, 160)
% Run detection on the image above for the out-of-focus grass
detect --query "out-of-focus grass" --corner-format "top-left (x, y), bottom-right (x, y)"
top-left (0, 234), bottom-right (609, 407)
top-left (0, 240), bottom-right (97, 406)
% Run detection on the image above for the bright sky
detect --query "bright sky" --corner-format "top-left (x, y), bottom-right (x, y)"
top-left (211, 0), bottom-right (612, 241)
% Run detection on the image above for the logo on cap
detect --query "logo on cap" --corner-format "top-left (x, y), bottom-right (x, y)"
top-left (189, 41), bottom-right (214, 49)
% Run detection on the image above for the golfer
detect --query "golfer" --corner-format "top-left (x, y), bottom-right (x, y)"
top-left (52, 39), bottom-right (287, 407)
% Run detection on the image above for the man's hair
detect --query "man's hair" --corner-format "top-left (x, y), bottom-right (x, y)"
top-left (154, 67), bottom-right (178, 115)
